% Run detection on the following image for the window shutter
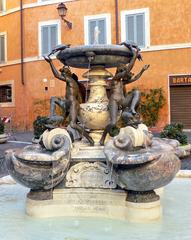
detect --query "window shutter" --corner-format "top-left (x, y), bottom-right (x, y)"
top-left (50, 25), bottom-right (58, 52)
top-left (125, 13), bottom-right (145, 47)
top-left (88, 20), bottom-right (96, 44)
top-left (0, 0), bottom-right (4, 12)
top-left (0, 35), bottom-right (5, 62)
top-left (41, 26), bottom-right (49, 55)
top-left (136, 14), bottom-right (145, 47)
top-left (126, 15), bottom-right (135, 42)
top-left (98, 19), bottom-right (106, 44)
top-left (41, 24), bottom-right (58, 55)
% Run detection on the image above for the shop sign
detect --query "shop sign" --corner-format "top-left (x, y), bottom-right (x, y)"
top-left (169, 75), bottom-right (191, 86)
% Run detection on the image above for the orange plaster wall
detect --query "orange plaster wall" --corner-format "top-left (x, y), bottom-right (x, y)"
top-left (23, 59), bottom-right (67, 127)
top-left (0, 64), bottom-right (27, 130)
top-left (119, 0), bottom-right (191, 45)
top-left (6, 0), bottom-right (20, 10)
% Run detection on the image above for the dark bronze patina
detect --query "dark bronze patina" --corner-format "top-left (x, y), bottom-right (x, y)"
top-left (44, 55), bottom-right (94, 146)
top-left (100, 44), bottom-right (150, 145)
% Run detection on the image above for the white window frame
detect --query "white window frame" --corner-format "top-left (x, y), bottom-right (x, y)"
top-left (0, 80), bottom-right (15, 107)
top-left (0, 0), bottom-right (6, 12)
top-left (84, 13), bottom-right (111, 45)
top-left (38, 19), bottom-right (61, 57)
top-left (121, 8), bottom-right (150, 49)
top-left (0, 32), bottom-right (7, 63)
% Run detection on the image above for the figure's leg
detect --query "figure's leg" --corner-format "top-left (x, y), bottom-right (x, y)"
top-left (50, 97), bottom-right (60, 116)
top-left (50, 97), bottom-right (68, 122)
top-left (69, 100), bottom-right (94, 146)
top-left (100, 100), bottom-right (119, 146)
top-left (121, 90), bottom-right (141, 126)
top-left (129, 90), bottom-right (141, 115)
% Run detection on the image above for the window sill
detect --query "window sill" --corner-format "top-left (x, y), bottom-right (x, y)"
top-left (0, 102), bottom-right (15, 108)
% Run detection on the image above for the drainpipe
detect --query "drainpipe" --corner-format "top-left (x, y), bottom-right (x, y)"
top-left (20, 0), bottom-right (24, 85)
top-left (115, 0), bottom-right (119, 44)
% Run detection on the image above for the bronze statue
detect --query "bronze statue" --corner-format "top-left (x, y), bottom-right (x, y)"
top-left (44, 55), bottom-right (94, 146)
top-left (100, 44), bottom-right (150, 145)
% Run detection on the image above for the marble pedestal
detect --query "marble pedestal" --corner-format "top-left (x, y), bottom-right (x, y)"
top-left (26, 188), bottom-right (162, 222)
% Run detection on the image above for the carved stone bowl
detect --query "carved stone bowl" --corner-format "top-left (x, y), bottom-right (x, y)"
top-left (6, 143), bottom-right (71, 190)
top-left (117, 152), bottom-right (180, 191)
top-left (104, 137), bottom-right (181, 192)
top-left (56, 44), bottom-right (132, 69)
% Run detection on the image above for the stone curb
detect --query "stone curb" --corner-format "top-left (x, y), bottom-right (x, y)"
top-left (176, 170), bottom-right (191, 178)
top-left (0, 175), bottom-right (16, 185)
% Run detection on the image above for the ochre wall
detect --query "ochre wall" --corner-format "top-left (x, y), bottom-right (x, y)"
top-left (0, 0), bottom-right (191, 130)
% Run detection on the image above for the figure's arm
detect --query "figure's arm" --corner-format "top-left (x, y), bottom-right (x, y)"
top-left (129, 64), bottom-right (150, 83)
top-left (113, 49), bottom-right (138, 81)
top-left (44, 56), bottom-right (66, 82)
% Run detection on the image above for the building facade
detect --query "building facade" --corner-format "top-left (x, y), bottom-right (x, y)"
top-left (0, 0), bottom-right (191, 130)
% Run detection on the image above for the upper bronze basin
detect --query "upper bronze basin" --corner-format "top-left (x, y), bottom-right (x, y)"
top-left (56, 44), bottom-right (132, 69)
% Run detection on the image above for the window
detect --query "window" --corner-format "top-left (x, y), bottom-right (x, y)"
top-left (0, 33), bottom-right (6, 63)
top-left (0, 81), bottom-right (14, 107)
top-left (84, 14), bottom-right (111, 45)
top-left (0, 85), bottom-right (12, 103)
top-left (121, 8), bottom-right (150, 48)
top-left (0, 0), bottom-right (5, 12)
top-left (39, 20), bottom-right (61, 56)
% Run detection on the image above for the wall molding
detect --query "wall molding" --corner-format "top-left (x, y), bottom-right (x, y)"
top-left (0, 56), bottom-right (57, 68)
top-left (142, 43), bottom-right (191, 52)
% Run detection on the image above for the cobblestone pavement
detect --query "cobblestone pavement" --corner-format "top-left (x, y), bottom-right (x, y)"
top-left (0, 131), bottom-right (191, 178)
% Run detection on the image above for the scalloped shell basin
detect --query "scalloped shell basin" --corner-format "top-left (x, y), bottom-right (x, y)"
top-left (56, 44), bottom-right (132, 68)
top-left (0, 179), bottom-right (191, 240)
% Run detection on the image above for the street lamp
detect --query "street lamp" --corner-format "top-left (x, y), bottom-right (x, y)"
top-left (57, 3), bottom-right (72, 29)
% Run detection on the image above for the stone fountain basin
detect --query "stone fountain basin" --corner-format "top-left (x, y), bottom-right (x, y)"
top-left (56, 44), bottom-right (132, 68)
top-left (12, 145), bottom-right (68, 165)
top-left (6, 145), bottom-right (71, 190)
top-left (1, 178), bottom-right (191, 239)
top-left (117, 152), bottom-right (181, 191)
top-left (104, 137), bottom-right (181, 191)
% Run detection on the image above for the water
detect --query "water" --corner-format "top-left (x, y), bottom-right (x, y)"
top-left (0, 179), bottom-right (191, 240)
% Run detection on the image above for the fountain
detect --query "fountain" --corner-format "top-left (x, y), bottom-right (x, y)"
top-left (5, 43), bottom-right (188, 222)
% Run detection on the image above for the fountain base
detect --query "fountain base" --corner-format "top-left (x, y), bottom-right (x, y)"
top-left (26, 188), bottom-right (162, 222)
